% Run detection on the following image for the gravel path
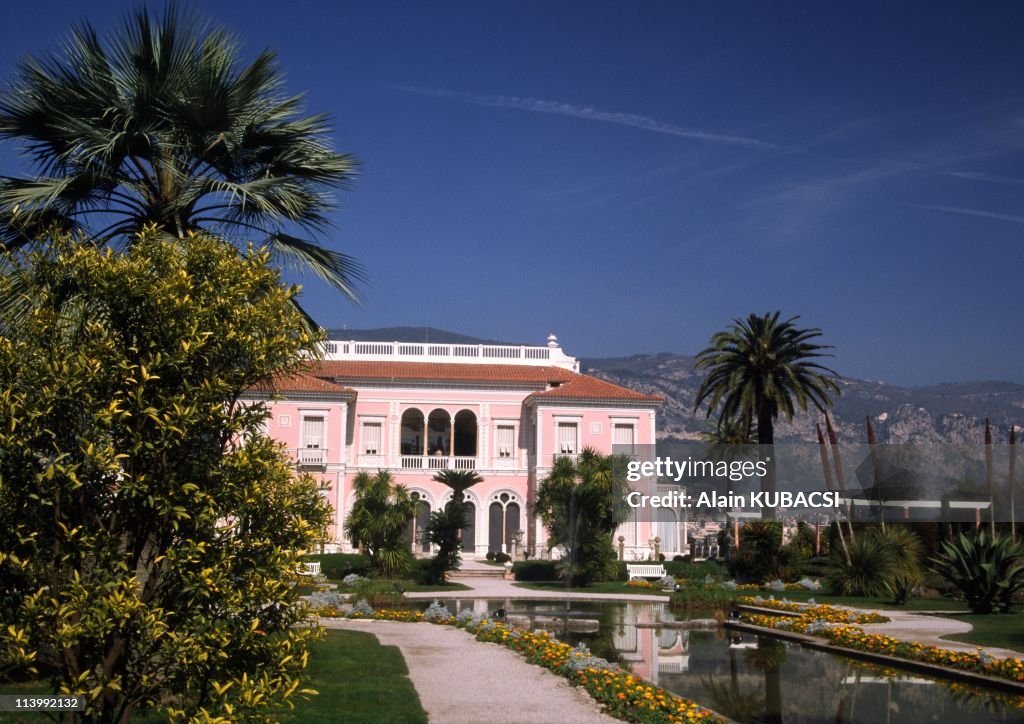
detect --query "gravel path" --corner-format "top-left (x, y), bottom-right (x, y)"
top-left (324, 619), bottom-right (617, 724)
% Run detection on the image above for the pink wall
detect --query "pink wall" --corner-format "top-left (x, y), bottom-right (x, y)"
top-left (255, 382), bottom-right (660, 558)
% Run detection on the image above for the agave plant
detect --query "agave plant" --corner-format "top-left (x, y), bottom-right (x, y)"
top-left (825, 532), bottom-right (898, 597)
top-left (825, 525), bottom-right (925, 600)
top-left (928, 530), bottom-right (1024, 614)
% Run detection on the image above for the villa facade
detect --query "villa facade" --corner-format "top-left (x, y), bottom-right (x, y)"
top-left (248, 335), bottom-right (665, 559)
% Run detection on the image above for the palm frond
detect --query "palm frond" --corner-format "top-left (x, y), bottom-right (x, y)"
top-left (0, 5), bottom-right (364, 317)
top-left (267, 231), bottom-right (365, 302)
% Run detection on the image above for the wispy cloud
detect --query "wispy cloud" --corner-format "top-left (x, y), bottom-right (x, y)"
top-left (906, 203), bottom-right (1024, 224)
top-left (391, 85), bottom-right (777, 149)
top-left (941, 171), bottom-right (1024, 186)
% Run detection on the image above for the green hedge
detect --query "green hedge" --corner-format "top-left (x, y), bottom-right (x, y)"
top-left (513, 560), bottom-right (560, 581)
top-left (796, 557), bottom-right (830, 579)
top-left (664, 559), bottom-right (728, 579)
top-left (305, 553), bottom-right (370, 579)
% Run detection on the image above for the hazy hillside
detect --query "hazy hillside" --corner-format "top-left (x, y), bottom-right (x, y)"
top-left (583, 354), bottom-right (1024, 443)
top-left (324, 328), bottom-right (1024, 443)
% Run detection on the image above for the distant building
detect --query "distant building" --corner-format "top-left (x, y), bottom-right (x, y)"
top-left (247, 335), bottom-right (664, 559)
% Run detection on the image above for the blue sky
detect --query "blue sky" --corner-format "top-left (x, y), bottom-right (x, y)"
top-left (1, 2), bottom-right (1022, 386)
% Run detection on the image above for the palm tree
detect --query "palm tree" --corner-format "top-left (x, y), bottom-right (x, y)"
top-left (700, 416), bottom-right (753, 448)
top-left (0, 6), bottom-right (362, 319)
top-left (536, 448), bottom-right (632, 585)
top-left (694, 312), bottom-right (840, 516)
top-left (424, 469), bottom-right (483, 582)
top-left (433, 469), bottom-right (484, 511)
top-left (344, 471), bottom-right (415, 577)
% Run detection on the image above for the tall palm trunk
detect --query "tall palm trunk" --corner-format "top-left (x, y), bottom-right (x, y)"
top-left (758, 398), bottom-right (776, 520)
top-left (866, 416), bottom-right (884, 531)
top-left (1011, 425), bottom-right (1017, 541)
top-left (985, 419), bottom-right (995, 535)
top-left (825, 414), bottom-right (854, 540)
top-left (817, 423), bottom-right (850, 564)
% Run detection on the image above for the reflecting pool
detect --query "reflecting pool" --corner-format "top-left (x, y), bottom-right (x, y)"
top-left (420, 598), bottom-right (1021, 723)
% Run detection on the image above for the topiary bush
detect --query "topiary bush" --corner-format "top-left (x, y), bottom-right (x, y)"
top-left (305, 553), bottom-right (371, 580)
top-left (513, 560), bottom-right (560, 581)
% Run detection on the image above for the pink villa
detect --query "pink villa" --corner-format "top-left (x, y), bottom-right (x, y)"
top-left (247, 335), bottom-right (665, 560)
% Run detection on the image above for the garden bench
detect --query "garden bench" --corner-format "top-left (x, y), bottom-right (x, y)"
top-left (626, 563), bottom-right (667, 580)
top-left (300, 561), bottom-right (321, 577)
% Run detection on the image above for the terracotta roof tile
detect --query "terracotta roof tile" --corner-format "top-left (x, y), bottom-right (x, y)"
top-left (525, 376), bottom-right (663, 404)
top-left (306, 360), bottom-right (660, 403)
top-left (250, 370), bottom-right (356, 396)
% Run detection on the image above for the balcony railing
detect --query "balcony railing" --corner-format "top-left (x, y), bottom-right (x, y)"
top-left (296, 448), bottom-right (327, 467)
top-left (551, 452), bottom-right (581, 465)
top-left (320, 339), bottom-right (579, 371)
top-left (400, 455), bottom-right (477, 471)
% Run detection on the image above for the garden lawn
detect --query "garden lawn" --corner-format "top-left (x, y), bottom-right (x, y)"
top-left (280, 629), bottom-right (427, 723)
top-left (0, 632), bottom-right (428, 724)
top-left (514, 581), bottom-right (670, 596)
top-left (402, 582), bottom-right (472, 593)
top-left (941, 611), bottom-right (1024, 653)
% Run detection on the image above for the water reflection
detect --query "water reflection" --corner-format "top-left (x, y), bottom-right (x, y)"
top-left (422, 599), bottom-right (1019, 722)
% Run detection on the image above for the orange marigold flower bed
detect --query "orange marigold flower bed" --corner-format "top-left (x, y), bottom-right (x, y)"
top-left (736, 599), bottom-right (1024, 687)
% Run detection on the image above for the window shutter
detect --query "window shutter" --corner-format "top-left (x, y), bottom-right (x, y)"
top-left (613, 424), bottom-right (635, 450)
top-left (362, 422), bottom-right (382, 455)
top-left (302, 416), bottom-right (325, 448)
top-left (497, 426), bottom-right (514, 457)
top-left (558, 423), bottom-right (577, 454)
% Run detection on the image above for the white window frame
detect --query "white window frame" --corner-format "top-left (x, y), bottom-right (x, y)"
top-left (300, 413), bottom-right (327, 449)
top-left (555, 419), bottom-right (580, 456)
top-left (495, 424), bottom-right (516, 458)
top-left (360, 418), bottom-right (385, 456)
top-left (612, 421), bottom-right (637, 454)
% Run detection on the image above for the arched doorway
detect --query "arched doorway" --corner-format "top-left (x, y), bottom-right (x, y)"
top-left (403, 491), bottom-right (432, 554)
top-left (487, 491), bottom-right (521, 555)
top-left (462, 501), bottom-right (476, 553)
top-left (442, 492), bottom-right (477, 557)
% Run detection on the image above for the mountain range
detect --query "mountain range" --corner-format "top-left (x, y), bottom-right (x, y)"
top-left (328, 327), bottom-right (1024, 443)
